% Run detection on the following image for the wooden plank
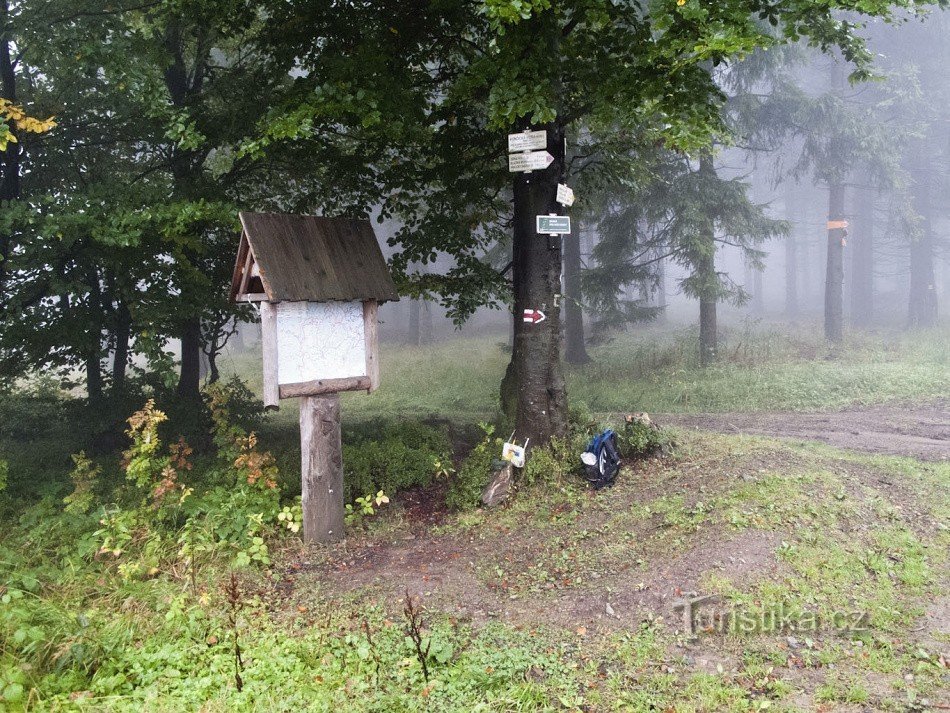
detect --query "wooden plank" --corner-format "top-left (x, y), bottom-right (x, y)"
top-left (299, 394), bottom-right (345, 544)
top-left (237, 244), bottom-right (254, 296)
top-left (363, 300), bottom-right (379, 392)
top-left (228, 233), bottom-right (250, 302)
top-left (279, 375), bottom-right (370, 399)
top-left (260, 302), bottom-right (279, 409)
top-left (239, 292), bottom-right (268, 302)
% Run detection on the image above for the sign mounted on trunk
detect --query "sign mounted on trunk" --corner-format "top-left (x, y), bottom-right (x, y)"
top-left (508, 150), bottom-right (554, 173)
top-left (523, 309), bottom-right (546, 324)
top-left (507, 129), bottom-right (547, 153)
top-left (556, 184), bottom-right (575, 207)
top-left (536, 214), bottom-right (571, 235)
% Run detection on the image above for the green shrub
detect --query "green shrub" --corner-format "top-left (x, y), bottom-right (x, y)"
top-left (341, 420), bottom-right (452, 502)
top-left (616, 418), bottom-right (674, 458)
top-left (522, 434), bottom-right (584, 485)
top-left (446, 424), bottom-right (500, 511)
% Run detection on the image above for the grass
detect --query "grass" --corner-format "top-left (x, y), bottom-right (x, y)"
top-left (220, 320), bottom-right (950, 424)
top-left (1, 425), bottom-right (947, 710)
top-left (1, 320), bottom-right (948, 710)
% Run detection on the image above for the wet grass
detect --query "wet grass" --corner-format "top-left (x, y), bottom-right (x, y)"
top-left (221, 320), bottom-right (950, 424)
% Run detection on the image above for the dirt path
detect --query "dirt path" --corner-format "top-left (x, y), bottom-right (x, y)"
top-left (661, 400), bottom-right (950, 461)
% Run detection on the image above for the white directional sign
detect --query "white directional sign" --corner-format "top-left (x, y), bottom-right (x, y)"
top-left (508, 150), bottom-right (554, 173)
top-left (508, 130), bottom-right (547, 153)
top-left (556, 184), bottom-right (575, 207)
top-left (536, 215), bottom-right (572, 235)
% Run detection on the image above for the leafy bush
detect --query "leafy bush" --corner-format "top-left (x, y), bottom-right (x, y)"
top-left (342, 420), bottom-right (451, 502)
top-left (522, 434), bottom-right (584, 485)
top-left (445, 423), bottom-right (500, 511)
top-left (616, 417), bottom-right (674, 458)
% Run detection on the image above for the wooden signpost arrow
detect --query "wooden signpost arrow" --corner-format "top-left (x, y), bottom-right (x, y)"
top-left (508, 150), bottom-right (555, 173)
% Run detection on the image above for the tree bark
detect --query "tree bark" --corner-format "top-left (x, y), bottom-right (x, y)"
top-left (655, 255), bottom-right (668, 323)
top-left (563, 220), bottom-right (589, 364)
top-left (824, 183), bottom-right (846, 342)
top-left (752, 265), bottom-right (763, 313)
top-left (784, 185), bottom-right (799, 318)
top-left (850, 188), bottom-right (874, 327)
top-left (86, 349), bottom-right (103, 406)
top-left (407, 297), bottom-right (432, 346)
top-left (698, 154), bottom-right (718, 366)
top-left (500, 120), bottom-right (568, 446)
top-left (698, 254), bottom-right (718, 366)
top-left (908, 169), bottom-right (938, 328)
top-left (0, 0), bottom-right (21, 298)
top-left (111, 302), bottom-right (131, 395)
top-left (177, 318), bottom-right (202, 399)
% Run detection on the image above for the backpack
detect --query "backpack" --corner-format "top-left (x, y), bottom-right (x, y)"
top-left (581, 429), bottom-right (621, 489)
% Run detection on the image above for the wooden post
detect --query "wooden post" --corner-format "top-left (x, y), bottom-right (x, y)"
top-left (363, 299), bottom-right (379, 391)
top-left (299, 393), bottom-right (345, 544)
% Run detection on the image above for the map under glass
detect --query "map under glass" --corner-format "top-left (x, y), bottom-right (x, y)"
top-left (275, 301), bottom-right (366, 385)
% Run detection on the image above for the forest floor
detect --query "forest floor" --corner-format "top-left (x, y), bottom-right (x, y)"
top-left (275, 412), bottom-right (950, 711)
top-left (662, 400), bottom-right (950, 461)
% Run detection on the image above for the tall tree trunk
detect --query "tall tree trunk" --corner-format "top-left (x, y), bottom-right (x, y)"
top-left (563, 221), bottom-right (589, 364)
top-left (177, 318), bottom-right (202, 399)
top-left (86, 268), bottom-right (104, 406)
top-left (784, 184), bottom-right (799, 318)
top-left (0, 1), bottom-right (20, 298)
top-left (698, 154), bottom-right (718, 366)
top-left (86, 349), bottom-right (103, 406)
top-left (824, 183), bottom-right (846, 342)
top-left (784, 235), bottom-right (798, 318)
top-left (908, 169), bottom-right (938, 328)
top-left (655, 255), bottom-right (668, 323)
top-left (408, 298), bottom-right (420, 344)
top-left (698, 255), bottom-right (717, 366)
top-left (112, 302), bottom-right (131, 396)
top-left (407, 297), bottom-right (433, 346)
top-left (500, 119), bottom-right (568, 445)
top-left (850, 188), bottom-right (874, 327)
top-left (752, 264), bottom-right (763, 313)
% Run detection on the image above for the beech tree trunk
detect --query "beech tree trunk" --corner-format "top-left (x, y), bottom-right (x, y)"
top-left (500, 120), bottom-right (568, 446)
top-left (177, 318), bottom-right (202, 399)
top-left (908, 169), bottom-right (938, 328)
top-left (850, 188), bottom-right (874, 327)
top-left (824, 183), bottom-right (846, 342)
top-left (0, 2), bottom-right (20, 298)
top-left (563, 221), bottom-right (589, 364)
top-left (86, 350), bottom-right (103, 406)
top-left (112, 303), bottom-right (131, 395)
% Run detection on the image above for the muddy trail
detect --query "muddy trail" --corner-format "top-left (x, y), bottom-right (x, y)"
top-left (661, 400), bottom-right (950, 461)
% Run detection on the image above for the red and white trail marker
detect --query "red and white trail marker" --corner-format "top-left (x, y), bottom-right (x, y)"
top-left (523, 309), bottom-right (546, 324)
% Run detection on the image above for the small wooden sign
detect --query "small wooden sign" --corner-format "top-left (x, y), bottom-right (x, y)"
top-left (507, 129), bottom-right (547, 153)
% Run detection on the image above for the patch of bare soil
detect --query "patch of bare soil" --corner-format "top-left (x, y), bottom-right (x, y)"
top-left (662, 401), bottom-right (950, 461)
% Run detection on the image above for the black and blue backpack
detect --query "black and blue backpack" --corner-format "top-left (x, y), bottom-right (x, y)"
top-left (582, 429), bottom-right (621, 489)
